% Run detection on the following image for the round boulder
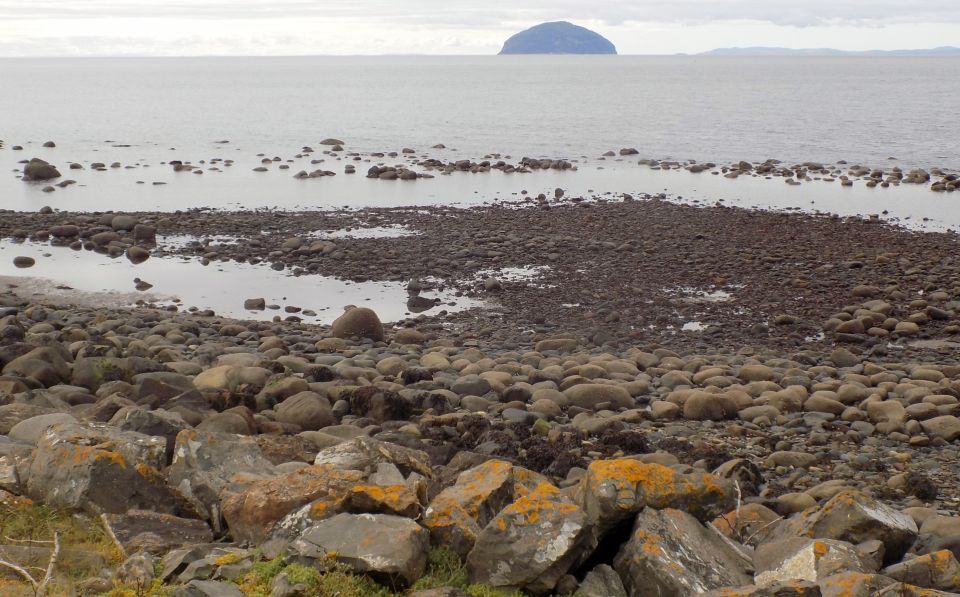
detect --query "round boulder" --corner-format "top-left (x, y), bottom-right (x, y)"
top-left (275, 391), bottom-right (334, 431)
top-left (331, 307), bottom-right (384, 342)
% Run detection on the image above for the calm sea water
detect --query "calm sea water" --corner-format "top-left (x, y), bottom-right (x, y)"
top-left (2, 55), bottom-right (957, 164)
top-left (1, 55), bottom-right (958, 218)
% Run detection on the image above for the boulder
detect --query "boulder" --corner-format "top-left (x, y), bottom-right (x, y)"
top-left (345, 386), bottom-right (411, 422)
top-left (578, 564), bottom-right (628, 597)
top-left (25, 423), bottom-right (177, 514)
top-left (8, 413), bottom-right (78, 444)
top-left (313, 437), bottom-right (432, 478)
top-left (274, 391), bottom-right (334, 430)
top-left (424, 459), bottom-right (545, 557)
top-left (563, 384), bottom-right (635, 410)
top-left (290, 513), bottom-right (429, 587)
top-left (754, 537), bottom-right (871, 586)
top-left (23, 158), bottom-right (61, 181)
top-left (613, 507), bottom-right (753, 596)
top-left (818, 572), bottom-right (896, 597)
top-left (103, 510), bottom-right (214, 555)
top-left (767, 490), bottom-right (917, 565)
top-left (881, 549), bottom-right (960, 592)
top-left (221, 464), bottom-right (364, 544)
top-left (168, 430), bottom-right (277, 524)
top-left (575, 458), bottom-right (734, 531)
top-left (466, 481), bottom-right (597, 595)
top-left (330, 307), bottom-right (384, 341)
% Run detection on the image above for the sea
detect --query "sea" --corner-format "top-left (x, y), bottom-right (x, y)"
top-left (1, 55), bottom-right (957, 214)
top-left (2, 55), bottom-right (959, 319)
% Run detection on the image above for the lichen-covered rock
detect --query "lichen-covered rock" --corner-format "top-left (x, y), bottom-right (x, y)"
top-left (613, 507), bottom-right (753, 596)
top-left (698, 580), bottom-right (822, 596)
top-left (424, 459), bottom-right (545, 557)
top-left (313, 437), bottom-right (432, 478)
top-left (575, 458), bottom-right (735, 531)
top-left (345, 483), bottom-right (422, 518)
top-left (290, 512), bottom-right (428, 587)
top-left (754, 537), bottom-right (872, 586)
top-left (881, 549), bottom-right (960, 592)
top-left (818, 572), bottom-right (896, 597)
top-left (712, 503), bottom-right (782, 546)
top-left (766, 490), bottom-right (918, 565)
top-left (168, 430), bottom-right (277, 524)
top-left (466, 481), bottom-right (597, 595)
top-left (25, 423), bottom-right (177, 514)
top-left (221, 464), bottom-right (364, 543)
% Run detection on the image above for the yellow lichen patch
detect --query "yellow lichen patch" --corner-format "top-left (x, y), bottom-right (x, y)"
top-left (347, 483), bottom-right (420, 517)
top-left (812, 540), bottom-right (830, 559)
top-left (497, 482), bottom-right (578, 529)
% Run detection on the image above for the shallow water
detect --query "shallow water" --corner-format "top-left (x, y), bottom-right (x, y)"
top-left (0, 240), bottom-right (482, 323)
top-left (2, 55), bottom-right (959, 229)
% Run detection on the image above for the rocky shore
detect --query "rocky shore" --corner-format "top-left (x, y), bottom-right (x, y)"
top-left (3, 197), bottom-right (960, 595)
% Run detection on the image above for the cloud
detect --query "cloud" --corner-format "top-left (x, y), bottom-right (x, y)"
top-left (0, 0), bottom-right (957, 55)
top-left (3, 0), bottom-right (960, 27)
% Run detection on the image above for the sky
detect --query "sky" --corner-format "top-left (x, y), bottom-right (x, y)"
top-left (0, 0), bottom-right (958, 57)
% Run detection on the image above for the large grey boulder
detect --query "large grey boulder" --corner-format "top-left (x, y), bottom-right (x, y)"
top-left (765, 490), bottom-right (918, 565)
top-left (290, 513), bottom-right (429, 587)
top-left (613, 508), bottom-right (753, 596)
top-left (754, 537), bottom-right (872, 586)
top-left (168, 430), bottom-right (277, 525)
top-left (103, 510), bottom-right (214, 555)
top-left (23, 158), bottom-right (61, 181)
top-left (466, 482), bottom-right (597, 595)
top-left (8, 413), bottom-right (78, 444)
top-left (25, 423), bottom-right (177, 514)
top-left (313, 436), bottom-right (432, 478)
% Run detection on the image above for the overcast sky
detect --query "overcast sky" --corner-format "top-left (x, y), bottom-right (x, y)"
top-left (1, 0), bottom-right (958, 56)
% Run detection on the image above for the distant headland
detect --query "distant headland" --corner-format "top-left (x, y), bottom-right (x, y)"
top-left (701, 46), bottom-right (960, 57)
top-left (499, 21), bottom-right (617, 55)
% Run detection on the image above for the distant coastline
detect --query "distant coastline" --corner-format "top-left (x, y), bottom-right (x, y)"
top-left (700, 46), bottom-right (960, 57)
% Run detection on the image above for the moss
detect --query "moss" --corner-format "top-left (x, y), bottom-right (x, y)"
top-left (410, 547), bottom-right (468, 591)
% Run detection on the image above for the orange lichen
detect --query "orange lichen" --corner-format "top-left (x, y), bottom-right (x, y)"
top-left (495, 482), bottom-right (578, 530)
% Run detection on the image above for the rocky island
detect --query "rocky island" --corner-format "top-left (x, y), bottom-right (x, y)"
top-left (499, 21), bottom-right (617, 55)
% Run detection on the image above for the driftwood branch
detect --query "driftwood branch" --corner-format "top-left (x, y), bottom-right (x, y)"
top-left (0, 530), bottom-right (61, 595)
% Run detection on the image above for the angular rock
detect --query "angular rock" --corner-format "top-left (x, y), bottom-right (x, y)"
top-left (578, 564), bottom-right (628, 597)
top-left (103, 510), bottom-right (214, 555)
top-left (575, 458), bottom-right (734, 531)
top-left (754, 537), bottom-right (871, 586)
top-left (25, 423), bottom-right (176, 514)
top-left (770, 490), bottom-right (918, 565)
top-left (221, 464), bottom-right (364, 544)
top-left (613, 507), bottom-right (753, 596)
top-left (818, 572), bottom-right (896, 597)
top-left (290, 512), bottom-right (428, 587)
top-left (881, 549), bottom-right (960, 592)
top-left (466, 481), bottom-right (597, 595)
top-left (172, 580), bottom-right (244, 597)
top-left (313, 437), bottom-right (432, 478)
top-left (168, 430), bottom-right (277, 524)
top-left (424, 459), bottom-right (545, 557)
